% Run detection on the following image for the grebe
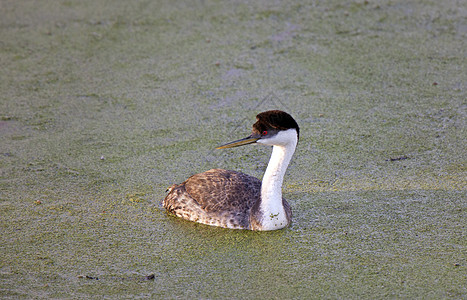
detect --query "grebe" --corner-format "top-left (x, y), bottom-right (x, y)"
top-left (163, 110), bottom-right (299, 231)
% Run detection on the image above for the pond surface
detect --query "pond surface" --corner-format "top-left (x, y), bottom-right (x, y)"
top-left (1, 0), bottom-right (465, 298)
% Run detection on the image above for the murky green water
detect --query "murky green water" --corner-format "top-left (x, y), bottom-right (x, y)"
top-left (1, 0), bottom-right (465, 298)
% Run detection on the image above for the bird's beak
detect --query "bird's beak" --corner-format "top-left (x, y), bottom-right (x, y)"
top-left (216, 135), bottom-right (260, 149)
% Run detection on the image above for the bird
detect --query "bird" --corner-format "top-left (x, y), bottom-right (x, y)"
top-left (163, 110), bottom-right (299, 231)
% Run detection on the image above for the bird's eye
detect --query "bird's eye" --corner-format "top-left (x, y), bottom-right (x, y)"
top-left (262, 131), bottom-right (267, 135)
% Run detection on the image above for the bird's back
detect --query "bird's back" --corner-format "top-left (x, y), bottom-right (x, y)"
top-left (163, 169), bottom-right (261, 229)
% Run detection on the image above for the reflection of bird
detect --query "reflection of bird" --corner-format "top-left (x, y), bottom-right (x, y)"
top-left (163, 110), bottom-right (299, 231)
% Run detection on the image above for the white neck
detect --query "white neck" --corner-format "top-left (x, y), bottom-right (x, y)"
top-left (258, 129), bottom-right (297, 230)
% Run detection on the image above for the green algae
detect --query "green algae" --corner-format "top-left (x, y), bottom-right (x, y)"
top-left (1, 0), bottom-right (466, 298)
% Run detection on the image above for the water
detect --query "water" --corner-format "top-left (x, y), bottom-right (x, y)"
top-left (1, 0), bottom-right (465, 298)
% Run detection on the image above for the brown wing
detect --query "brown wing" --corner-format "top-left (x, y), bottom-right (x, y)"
top-left (184, 169), bottom-right (261, 213)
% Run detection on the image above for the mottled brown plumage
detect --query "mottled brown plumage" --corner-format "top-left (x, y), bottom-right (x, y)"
top-left (163, 169), bottom-right (292, 229)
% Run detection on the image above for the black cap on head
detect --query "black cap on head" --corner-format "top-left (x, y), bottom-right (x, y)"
top-left (253, 110), bottom-right (300, 140)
